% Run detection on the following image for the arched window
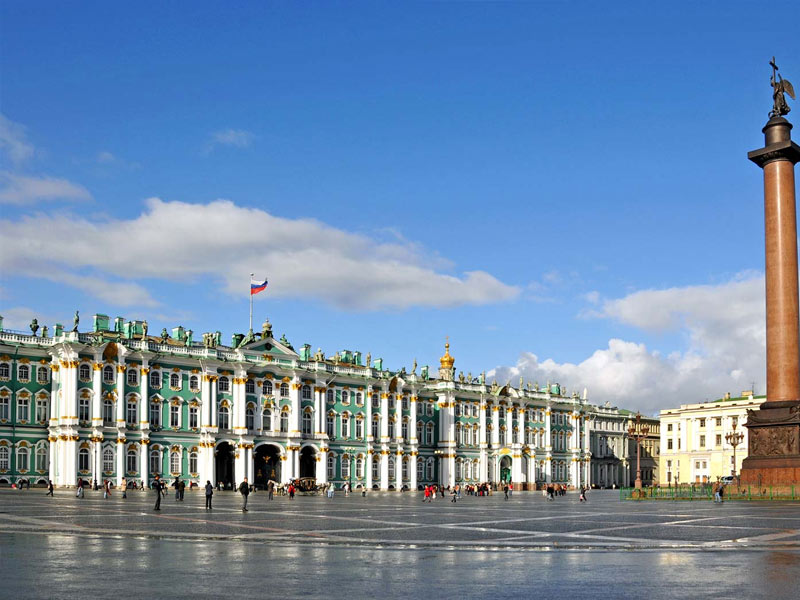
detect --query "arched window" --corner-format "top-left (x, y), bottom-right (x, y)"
top-left (416, 420), bottom-right (423, 442)
top-left (369, 414), bottom-right (380, 439)
top-left (35, 397), bottom-right (48, 424)
top-left (473, 459), bottom-right (479, 480)
top-left (246, 406), bottom-right (255, 430)
top-left (149, 370), bottom-right (161, 389)
top-left (18, 364), bottom-right (30, 382)
top-left (189, 376), bottom-right (199, 391)
top-left (388, 395), bottom-right (395, 410)
top-left (126, 448), bottom-right (138, 473)
top-left (402, 396), bottom-right (409, 411)
top-left (188, 405), bottom-right (198, 429)
top-left (16, 396), bottom-right (30, 422)
top-left (372, 455), bottom-right (380, 481)
top-left (126, 399), bottom-right (137, 425)
top-left (77, 364), bottom-right (91, 380)
top-left (401, 458), bottom-right (409, 481)
top-left (455, 403), bottom-right (461, 417)
top-left (355, 456), bottom-right (364, 479)
top-left (245, 379), bottom-right (255, 394)
top-left (464, 460), bottom-right (471, 480)
top-left (102, 447), bottom-right (114, 473)
top-left (427, 403), bottom-right (434, 417)
top-left (279, 383), bottom-right (289, 398)
top-left (170, 373), bottom-right (181, 389)
top-left (77, 447), bottom-right (89, 472)
top-left (355, 392), bottom-right (363, 405)
top-left (401, 419), bottom-right (409, 442)
top-left (342, 390), bottom-right (349, 405)
top-left (218, 376), bottom-right (229, 392)
top-left (371, 393), bottom-right (379, 407)
top-left (341, 455), bottom-right (350, 479)
top-left (426, 422), bottom-right (434, 445)
top-left (456, 423), bottom-right (463, 445)
top-left (302, 385), bottom-right (312, 400)
top-left (355, 416), bottom-right (363, 439)
top-left (327, 455), bottom-right (336, 480)
top-left (170, 403), bottom-right (180, 428)
top-left (37, 367), bottom-right (49, 384)
top-left (302, 409), bottom-right (312, 434)
top-left (417, 459), bottom-right (424, 482)
top-left (327, 389), bottom-right (334, 403)
top-left (387, 456), bottom-right (395, 481)
top-left (103, 398), bottom-right (114, 424)
top-left (262, 380), bottom-right (273, 396)
top-left (79, 397), bottom-right (90, 422)
top-left (103, 365), bottom-right (115, 384)
top-left (455, 459), bottom-right (462, 480)
top-left (341, 413), bottom-right (350, 438)
top-left (327, 413), bottom-right (336, 438)
top-left (218, 406), bottom-right (230, 430)
top-left (35, 445), bottom-right (47, 471)
top-left (189, 451), bottom-right (198, 474)
top-left (170, 451), bottom-right (181, 474)
top-left (0, 362), bottom-right (9, 379)
top-left (149, 448), bottom-right (161, 475)
top-left (262, 408), bottom-right (272, 430)
top-left (149, 401), bottom-right (161, 427)
top-left (126, 369), bottom-right (138, 386)
top-left (280, 409), bottom-right (289, 433)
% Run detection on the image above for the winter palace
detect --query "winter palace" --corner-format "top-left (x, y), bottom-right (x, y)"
top-left (0, 313), bottom-right (657, 490)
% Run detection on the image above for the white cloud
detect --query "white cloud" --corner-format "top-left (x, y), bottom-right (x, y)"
top-left (96, 151), bottom-right (115, 163)
top-left (53, 274), bottom-right (159, 308)
top-left (206, 129), bottom-right (255, 152)
top-left (0, 172), bottom-right (92, 205)
top-left (0, 114), bottom-right (35, 164)
top-left (0, 306), bottom-right (63, 332)
top-left (0, 197), bottom-right (520, 311)
top-left (491, 274), bottom-right (766, 414)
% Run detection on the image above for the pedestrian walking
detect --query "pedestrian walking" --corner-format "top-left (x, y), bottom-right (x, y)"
top-left (174, 477), bottom-right (181, 501)
top-left (46, 480), bottom-right (54, 496)
top-left (239, 477), bottom-right (250, 511)
top-left (508, 481), bottom-right (513, 497)
top-left (205, 480), bottom-right (213, 509)
top-left (326, 483), bottom-right (334, 499)
top-left (76, 477), bottom-right (84, 498)
top-left (268, 480), bottom-right (275, 501)
top-left (579, 486), bottom-right (587, 502)
top-left (178, 479), bottom-right (185, 501)
top-left (153, 475), bottom-right (162, 511)
top-left (103, 479), bottom-right (111, 499)
top-left (288, 482), bottom-right (295, 500)
top-left (121, 477), bottom-right (127, 499)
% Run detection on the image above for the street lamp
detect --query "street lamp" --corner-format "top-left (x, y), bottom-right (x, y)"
top-left (344, 446), bottom-right (356, 491)
top-left (627, 413), bottom-right (650, 490)
top-left (725, 420), bottom-right (744, 484)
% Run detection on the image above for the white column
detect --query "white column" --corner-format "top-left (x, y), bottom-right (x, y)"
top-left (233, 374), bottom-right (246, 434)
top-left (234, 443), bottom-right (245, 486)
top-left (91, 361), bottom-right (103, 428)
top-left (315, 387), bottom-right (324, 435)
top-left (293, 446), bottom-right (300, 479)
top-left (290, 380), bottom-right (301, 435)
top-left (366, 392), bottom-right (374, 442)
top-left (318, 448), bottom-right (328, 485)
top-left (380, 450), bottom-right (389, 489)
top-left (210, 377), bottom-right (218, 428)
top-left (139, 363), bottom-right (149, 430)
top-left (201, 375), bottom-right (211, 428)
top-left (395, 452), bottom-right (403, 490)
top-left (545, 456), bottom-right (552, 483)
top-left (116, 440), bottom-right (125, 486)
top-left (246, 446), bottom-right (254, 482)
top-left (380, 393), bottom-right (389, 440)
top-left (115, 362), bottom-right (126, 428)
top-left (140, 442), bottom-right (149, 486)
top-left (545, 408), bottom-right (552, 452)
top-left (409, 396), bottom-right (417, 443)
top-left (491, 403), bottom-right (499, 447)
top-left (410, 452), bottom-right (417, 490)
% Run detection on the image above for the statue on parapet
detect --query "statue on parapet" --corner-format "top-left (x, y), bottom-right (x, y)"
top-left (314, 347), bottom-right (325, 362)
top-left (160, 328), bottom-right (169, 343)
top-left (41, 325), bottom-right (48, 338)
top-left (412, 358), bottom-right (417, 374)
top-left (30, 318), bottom-right (39, 336)
top-left (185, 330), bottom-right (193, 347)
top-left (261, 318), bottom-right (272, 340)
top-left (142, 320), bottom-right (148, 338)
top-left (72, 310), bottom-right (79, 332)
top-left (770, 56), bottom-right (795, 118)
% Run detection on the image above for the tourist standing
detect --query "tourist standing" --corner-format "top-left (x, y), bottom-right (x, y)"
top-left (579, 486), bottom-right (587, 502)
top-left (103, 479), bottom-right (111, 499)
top-left (178, 479), bottom-right (185, 501)
top-left (205, 480), bottom-right (213, 509)
top-left (503, 483), bottom-right (509, 501)
top-left (268, 480), bottom-right (275, 501)
top-left (153, 475), bottom-right (162, 511)
top-left (121, 477), bottom-right (127, 499)
top-left (239, 477), bottom-right (250, 511)
top-left (508, 481), bottom-right (513, 497)
top-left (288, 482), bottom-right (295, 500)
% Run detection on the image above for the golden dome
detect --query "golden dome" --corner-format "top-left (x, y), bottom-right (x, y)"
top-left (439, 340), bottom-right (455, 370)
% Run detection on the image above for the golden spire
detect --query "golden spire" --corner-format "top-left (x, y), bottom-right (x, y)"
top-left (439, 337), bottom-right (455, 370)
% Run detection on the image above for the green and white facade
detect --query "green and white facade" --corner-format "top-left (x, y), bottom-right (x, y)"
top-left (0, 313), bottom-right (626, 490)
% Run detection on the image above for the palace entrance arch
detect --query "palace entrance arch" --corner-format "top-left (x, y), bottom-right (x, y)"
top-left (299, 446), bottom-right (316, 480)
top-left (254, 444), bottom-right (281, 489)
top-left (500, 455), bottom-right (512, 483)
top-left (215, 442), bottom-right (235, 489)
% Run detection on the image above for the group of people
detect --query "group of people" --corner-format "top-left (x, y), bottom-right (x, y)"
top-left (543, 483), bottom-right (571, 501)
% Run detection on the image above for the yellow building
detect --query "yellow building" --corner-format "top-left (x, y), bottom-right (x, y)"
top-left (659, 392), bottom-right (762, 485)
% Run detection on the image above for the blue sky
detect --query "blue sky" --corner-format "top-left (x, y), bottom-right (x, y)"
top-left (1, 2), bottom-right (798, 413)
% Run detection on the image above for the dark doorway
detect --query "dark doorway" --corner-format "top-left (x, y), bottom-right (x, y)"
top-left (299, 446), bottom-right (316, 479)
top-left (500, 456), bottom-right (512, 483)
top-left (215, 442), bottom-right (235, 489)
top-left (254, 444), bottom-right (281, 489)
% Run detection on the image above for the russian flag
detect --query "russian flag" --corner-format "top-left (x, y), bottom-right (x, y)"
top-left (250, 278), bottom-right (268, 295)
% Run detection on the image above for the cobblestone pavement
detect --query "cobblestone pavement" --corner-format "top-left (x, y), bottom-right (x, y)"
top-left (2, 489), bottom-right (800, 598)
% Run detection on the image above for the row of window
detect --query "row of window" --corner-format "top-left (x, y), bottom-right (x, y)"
top-left (0, 397), bottom-right (48, 424)
top-left (76, 446), bottom-right (198, 477)
top-left (0, 444), bottom-right (47, 472)
top-left (328, 454), bottom-right (438, 482)
top-left (0, 363), bottom-right (49, 384)
top-left (665, 416), bottom-right (740, 432)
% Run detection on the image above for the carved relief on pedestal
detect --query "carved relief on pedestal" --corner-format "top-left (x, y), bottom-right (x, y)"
top-left (749, 426), bottom-right (799, 457)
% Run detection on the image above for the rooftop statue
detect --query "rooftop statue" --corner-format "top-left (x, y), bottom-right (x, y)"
top-left (365, 352), bottom-right (371, 368)
top-left (770, 56), bottom-right (795, 118)
top-left (30, 318), bottom-right (39, 336)
top-left (314, 347), bottom-right (325, 362)
top-left (142, 320), bottom-right (148, 338)
top-left (41, 325), bottom-right (48, 338)
top-left (73, 310), bottom-right (80, 332)
top-left (412, 358), bottom-right (417, 374)
top-left (160, 328), bottom-right (169, 343)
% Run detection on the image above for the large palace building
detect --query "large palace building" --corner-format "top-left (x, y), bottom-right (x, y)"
top-left (0, 313), bottom-right (646, 490)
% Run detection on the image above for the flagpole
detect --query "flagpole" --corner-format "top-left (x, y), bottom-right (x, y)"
top-left (249, 272), bottom-right (254, 333)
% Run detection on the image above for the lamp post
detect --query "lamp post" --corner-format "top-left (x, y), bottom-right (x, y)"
top-left (627, 413), bottom-right (650, 490)
top-left (725, 420), bottom-right (744, 484)
top-left (344, 446), bottom-right (355, 491)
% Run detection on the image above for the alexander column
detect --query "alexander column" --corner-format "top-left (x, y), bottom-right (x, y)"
top-left (740, 58), bottom-right (800, 486)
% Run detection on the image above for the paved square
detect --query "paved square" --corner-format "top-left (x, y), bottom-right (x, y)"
top-left (2, 489), bottom-right (800, 598)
